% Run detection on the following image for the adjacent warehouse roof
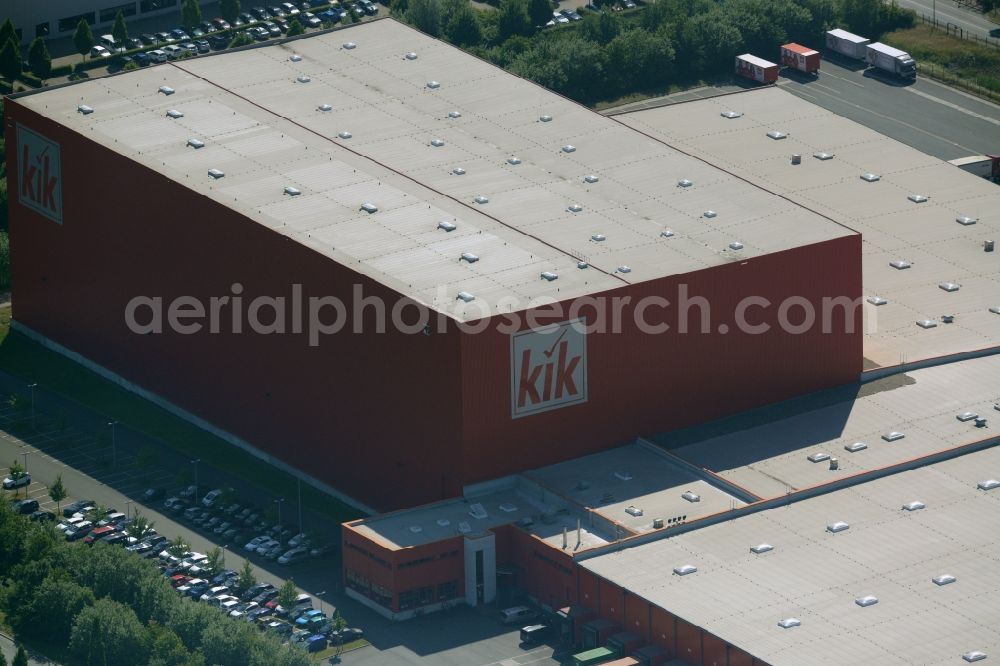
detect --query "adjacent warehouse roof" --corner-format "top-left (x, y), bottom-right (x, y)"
top-left (16, 19), bottom-right (852, 320)
top-left (581, 444), bottom-right (1000, 666)
top-left (617, 88), bottom-right (1000, 368)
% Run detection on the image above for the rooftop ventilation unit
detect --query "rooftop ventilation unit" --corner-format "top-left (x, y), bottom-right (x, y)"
top-left (539, 115), bottom-right (553, 122)
top-left (942, 314), bottom-right (955, 324)
top-left (617, 266), bottom-right (632, 274)
top-left (456, 291), bottom-right (475, 303)
top-left (473, 195), bottom-right (488, 204)
top-left (882, 431), bottom-right (905, 442)
top-left (578, 262), bottom-right (589, 269)
top-left (405, 52), bottom-right (417, 60)
top-left (159, 86), bottom-right (174, 95)
top-left (460, 252), bottom-right (479, 263)
top-left (940, 282), bottom-right (960, 292)
top-left (625, 506), bottom-right (643, 517)
top-left (681, 490), bottom-right (700, 503)
top-left (426, 81), bottom-right (440, 89)
top-left (289, 54), bottom-right (301, 61)
top-left (338, 131), bottom-right (352, 139)
top-left (791, 154), bottom-right (801, 165)
top-left (540, 271), bottom-right (558, 282)
top-left (448, 110), bottom-right (462, 118)
top-left (855, 596), bottom-right (878, 607)
top-left (584, 174), bottom-right (599, 184)
top-left (615, 471), bottom-right (633, 481)
top-left (956, 216), bottom-right (977, 225)
top-left (468, 503), bottom-right (488, 519)
top-left (166, 109), bottom-right (184, 118)
top-left (673, 565), bottom-right (697, 576)
top-left (957, 411), bottom-right (978, 422)
top-left (660, 230), bottom-right (674, 238)
top-left (827, 521), bottom-right (849, 533)
top-left (437, 221), bottom-right (456, 232)
top-left (591, 234), bottom-right (606, 242)
top-left (751, 543), bottom-right (773, 554)
top-left (499, 503), bottom-right (517, 513)
top-left (866, 296), bottom-right (888, 306)
top-left (436, 518), bottom-right (450, 527)
top-left (991, 307), bottom-right (1000, 315)
top-left (318, 103), bottom-right (331, 112)
top-left (721, 110), bottom-right (743, 119)
top-left (430, 138), bottom-right (444, 147)
top-left (567, 204), bottom-right (582, 213)
top-left (814, 152), bottom-right (834, 160)
top-left (296, 75), bottom-right (311, 83)
top-left (452, 167), bottom-right (466, 175)
top-left (562, 145), bottom-right (576, 153)
top-left (678, 179), bottom-right (693, 187)
top-left (653, 518), bottom-right (664, 529)
top-left (360, 202), bottom-right (378, 213)
top-left (766, 131), bottom-right (787, 140)
top-left (932, 574), bottom-right (956, 586)
top-left (507, 157), bottom-right (521, 165)
top-left (283, 186), bottom-right (301, 196)
top-left (889, 260), bottom-right (911, 269)
top-left (903, 500), bottom-right (926, 511)
top-left (729, 241), bottom-right (744, 250)
top-left (77, 104), bottom-right (94, 115)
top-left (844, 442), bottom-right (868, 453)
top-left (457, 521), bottom-right (471, 533)
top-left (704, 210), bottom-right (718, 219)
top-left (860, 172), bottom-right (880, 182)
top-left (908, 194), bottom-right (928, 203)
top-left (408, 525), bottom-right (422, 533)
top-left (777, 618), bottom-right (801, 629)
top-left (187, 139), bottom-right (204, 149)
top-left (207, 168), bottom-right (224, 179)
top-left (978, 479), bottom-right (1000, 491)
top-left (808, 452), bottom-right (831, 463)
top-left (343, 42), bottom-right (357, 49)
top-left (963, 652), bottom-right (987, 663)
top-left (916, 319), bottom-right (937, 329)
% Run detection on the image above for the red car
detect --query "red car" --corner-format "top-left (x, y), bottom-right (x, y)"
top-left (84, 525), bottom-right (117, 545)
top-left (170, 574), bottom-right (192, 588)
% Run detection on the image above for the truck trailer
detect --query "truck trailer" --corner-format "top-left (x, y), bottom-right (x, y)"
top-left (866, 42), bottom-right (917, 79)
top-left (735, 53), bottom-right (780, 83)
top-left (825, 28), bottom-right (869, 60)
top-left (781, 43), bottom-right (821, 74)
top-left (948, 155), bottom-right (1000, 182)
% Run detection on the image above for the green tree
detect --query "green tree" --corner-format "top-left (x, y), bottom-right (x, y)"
top-left (167, 535), bottom-right (190, 558)
top-left (205, 546), bottom-right (225, 575)
top-left (391, 0), bottom-right (410, 16)
top-left (444, 4), bottom-right (483, 46)
top-left (181, 0), bottom-right (204, 32)
top-left (235, 559), bottom-right (256, 594)
top-left (277, 578), bottom-right (298, 612)
top-left (125, 511), bottom-right (155, 540)
top-left (287, 17), bottom-right (306, 35)
top-left (497, 0), bottom-right (533, 40)
top-left (69, 598), bottom-right (150, 666)
top-left (0, 39), bottom-right (22, 82)
top-left (0, 644), bottom-right (6, 666)
top-left (0, 19), bottom-right (15, 48)
top-left (528, 0), bottom-right (553, 28)
top-left (112, 10), bottom-right (129, 48)
top-left (18, 572), bottom-right (95, 645)
top-left (6, 459), bottom-right (26, 496)
top-left (11, 647), bottom-right (25, 666)
top-left (86, 502), bottom-right (110, 522)
top-left (332, 609), bottom-right (347, 632)
top-left (148, 623), bottom-right (205, 666)
top-left (48, 473), bottom-right (67, 513)
top-left (406, 0), bottom-right (443, 35)
top-left (228, 32), bottom-right (254, 48)
top-left (26, 37), bottom-right (51, 79)
top-left (73, 18), bottom-right (95, 62)
top-left (221, 0), bottom-right (242, 27)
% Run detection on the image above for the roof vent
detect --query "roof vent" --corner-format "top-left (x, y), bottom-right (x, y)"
top-left (777, 618), bottom-right (801, 629)
top-left (540, 271), bottom-right (558, 282)
top-left (318, 103), bottom-right (332, 112)
top-left (956, 216), bottom-right (977, 225)
top-left (681, 490), bottom-right (700, 503)
top-left (426, 81), bottom-right (440, 89)
top-left (408, 525), bottom-right (422, 533)
top-left (751, 543), bottom-right (773, 554)
top-left (584, 174), bottom-right (599, 184)
top-left (957, 411), bottom-right (978, 422)
top-left (615, 471), bottom-right (633, 481)
top-left (567, 204), bottom-right (582, 213)
top-left (360, 202), bottom-right (378, 213)
top-left (942, 314), bottom-right (955, 324)
top-left (617, 266), bottom-right (632, 274)
top-left (827, 521), bottom-right (849, 533)
top-left (437, 221), bottom-right (456, 232)
top-left (882, 431), bottom-right (905, 442)
top-left (625, 506), bottom-right (643, 517)
top-left (456, 291), bottom-right (475, 303)
top-left (562, 145), bottom-right (576, 153)
top-left (939, 282), bottom-right (959, 292)
top-left (207, 168), bottom-right (225, 179)
top-left (889, 260), bottom-right (911, 269)
top-left (808, 452), bottom-right (831, 463)
top-left (791, 154), bottom-right (801, 165)
top-left (159, 85), bottom-right (175, 95)
top-left (704, 210), bottom-right (717, 219)
top-left (766, 131), bottom-right (787, 140)
top-left (539, 115), bottom-right (553, 122)
top-left (457, 521), bottom-right (471, 533)
top-left (166, 109), bottom-right (184, 118)
top-left (468, 503), bottom-right (488, 519)
top-left (436, 518), bottom-right (450, 527)
top-left (448, 110), bottom-right (461, 118)
top-left (729, 241), bottom-right (744, 250)
top-left (678, 179), bottom-right (693, 187)
top-left (337, 131), bottom-right (352, 139)
top-left (866, 296), bottom-right (887, 306)
top-left (430, 138), bottom-right (444, 147)
top-left (296, 75), bottom-right (311, 83)
top-left (855, 595), bottom-right (878, 607)
top-left (721, 110), bottom-right (743, 119)
top-left (591, 234), bottom-right (606, 242)
top-left (902, 500), bottom-right (925, 511)
top-left (499, 502), bottom-right (517, 513)
top-left (653, 518), bottom-right (664, 529)
top-left (284, 186), bottom-right (301, 196)
top-left (673, 565), bottom-right (697, 576)
top-left (460, 252), bottom-right (479, 263)
top-left (991, 306), bottom-right (1000, 315)
top-left (289, 54), bottom-right (302, 61)
top-left (187, 138), bottom-right (205, 149)
top-left (860, 172), bottom-right (880, 182)
top-left (343, 41), bottom-right (356, 49)
top-left (405, 52), bottom-right (417, 60)
top-left (473, 195), bottom-right (488, 204)
top-left (452, 167), bottom-right (466, 175)
top-left (844, 442), bottom-right (867, 453)
top-left (963, 652), bottom-right (987, 663)
top-left (507, 157), bottom-right (521, 165)
top-left (908, 194), bottom-right (928, 203)
top-left (814, 152), bottom-right (834, 160)
top-left (660, 230), bottom-right (674, 238)
top-left (932, 574), bottom-right (956, 586)
top-left (577, 262), bottom-right (589, 269)
top-left (916, 319), bottom-right (937, 329)
top-left (978, 479), bottom-right (1000, 491)
top-left (77, 104), bottom-right (94, 115)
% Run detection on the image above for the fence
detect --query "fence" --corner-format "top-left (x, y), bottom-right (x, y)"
top-left (915, 11), bottom-right (1000, 49)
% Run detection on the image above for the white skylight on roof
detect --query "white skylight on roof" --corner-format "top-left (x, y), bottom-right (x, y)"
top-left (318, 103), bottom-right (332, 112)
top-left (456, 291), bottom-right (475, 303)
top-left (507, 157), bottom-right (521, 165)
top-left (77, 104), bottom-right (94, 114)
top-left (343, 42), bottom-right (356, 49)
top-left (908, 194), bottom-right (928, 203)
top-left (855, 595), bottom-right (878, 607)
top-left (866, 296), bottom-right (887, 306)
top-left (159, 85), bottom-right (174, 95)
top-left (766, 131), bottom-right (787, 140)
top-left (827, 521), bottom-right (849, 533)
top-left (678, 179), bottom-right (693, 187)
top-left (916, 319), bottom-right (937, 329)
top-left (584, 174), bottom-right (599, 183)
top-left (289, 54), bottom-right (301, 62)
top-left (540, 271), bottom-right (558, 282)
top-left (721, 110), bottom-right (743, 119)
top-left (751, 543), bottom-right (773, 554)
top-left (882, 431), bottom-right (905, 442)
top-left (844, 442), bottom-right (867, 452)
top-left (932, 574), bottom-right (956, 586)
top-left (426, 81), bottom-right (440, 89)
top-left (902, 501), bottom-right (925, 511)
top-left (338, 131), bottom-right (352, 139)
top-left (166, 109), bottom-right (184, 118)
top-left (296, 75), bottom-right (311, 83)
top-left (673, 565), bottom-right (697, 576)
top-left (860, 172), bottom-right (880, 182)
top-left (473, 195), bottom-right (488, 204)
top-left (889, 260), bottom-right (911, 269)
top-left (807, 452), bottom-right (831, 463)
top-left (405, 52), bottom-right (417, 60)
top-left (978, 479), bottom-right (999, 491)
top-left (187, 139), bottom-right (204, 149)
top-left (777, 618), bottom-right (800, 628)
top-left (956, 216), bottom-right (977, 225)
top-left (437, 221), bottom-right (456, 232)
top-left (562, 145), bottom-right (576, 153)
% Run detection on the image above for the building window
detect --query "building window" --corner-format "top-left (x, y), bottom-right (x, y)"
top-left (100, 3), bottom-right (137, 22)
top-left (398, 586), bottom-right (434, 611)
top-left (58, 13), bottom-right (96, 32)
top-left (370, 583), bottom-right (392, 610)
top-left (35, 22), bottom-right (50, 38)
top-left (139, 0), bottom-right (178, 12)
top-left (437, 581), bottom-right (458, 600)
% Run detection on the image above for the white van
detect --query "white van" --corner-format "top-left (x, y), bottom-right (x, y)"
top-left (99, 34), bottom-right (119, 51)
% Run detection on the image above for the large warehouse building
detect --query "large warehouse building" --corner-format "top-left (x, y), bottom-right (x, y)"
top-left (6, 19), bottom-right (861, 512)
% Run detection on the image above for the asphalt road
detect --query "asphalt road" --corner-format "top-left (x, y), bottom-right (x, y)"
top-left (895, 0), bottom-right (1000, 42)
top-left (777, 56), bottom-right (1000, 161)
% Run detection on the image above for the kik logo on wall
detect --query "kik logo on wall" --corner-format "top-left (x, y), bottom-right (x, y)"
top-left (510, 319), bottom-right (587, 419)
top-left (17, 124), bottom-right (63, 224)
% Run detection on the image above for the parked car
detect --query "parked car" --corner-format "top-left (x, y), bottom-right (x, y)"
top-left (263, 21), bottom-right (281, 36)
top-left (163, 45), bottom-right (183, 59)
top-left (179, 485), bottom-right (198, 499)
top-left (278, 547), bottom-right (310, 565)
top-left (96, 512), bottom-right (126, 528)
top-left (13, 498), bottom-right (39, 514)
top-left (560, 8), bottom-right (582, 19)
top-left (244, 536), bottom-right (269, 552)
top-left (253, 588), bottom-right (279, 605)
top-left (202, 489), bottom-right (225, 507)
top-left (102, 532), bottom-right (128, 546)
top-left (155, 31), bottom-right (174, 43)
top-left (211, 17), bottom-right (231, 31)
top-left (199, 20), bottom-right (216, 33)
top-left (288, 533), bottom-right (309, 548)
top-left (170, 28), bottom-right (190, 40)
top-left (65, 521), bottom-right (95, 541)
top-left (132, 51), bottom-right (151, 66)
top-left (230, 601), bottom-right (259, 618)
top-left (310, 543), bottom-right (336, 558)
top-left (280, 1), bottom-right (301, 14)
top-left (84, 525), bottom-right (117, 544)
top-left (140, 33), bottom-right (158, 45)
top-left (301, 11), bottom-right (322, 26)
top-left (57, 515), bottom-right (85, 532)
top-left (62, 500), bottom-right (94, 517)
top-left (250, 6), bottom-right (270, 20)
top-left (30, 510), bottom-right (56, 522)
top-left (242, 582), bottom-right (275, 600)
top-left (3, 474), bottom-right (31, 490)
top-left (200, 585), bottom-right (231, 602)
top-left (500, 606), bottom-right (539, 625)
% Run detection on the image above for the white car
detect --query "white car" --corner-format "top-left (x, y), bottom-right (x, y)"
top-left (277, 547), bottom-right (309, 565)
top-left (552, 11), bottom-right (569, 23)
top-left (202, 489), bottom-right (224, 507)
top-left (200, 585), bottom-right (230, 602)
top-left (89, 45), bottom-right (112, 58)
top-left (244, 536), bottom-right (268, 552)
top-left (3, 474), bottom-right (31, 489)
top-left (163, 44), bottom-right (183, 59)
top-left (219, 597), bottom-right (241, 612)
top-left (288, 532), bottom-right (308, 548)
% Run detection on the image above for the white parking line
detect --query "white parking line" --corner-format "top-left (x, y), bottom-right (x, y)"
top-left (820, 70), bottom-right (865, 88)
top-left (905, 86), bottom-right (1000, 126)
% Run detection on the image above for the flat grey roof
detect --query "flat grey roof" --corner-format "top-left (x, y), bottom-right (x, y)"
top-left (581, 444), bottom-right (1000, 666)
top-left (618, 87), bottom-right (1000, 367)
top-left (18, 20), bottom-right (852, 319)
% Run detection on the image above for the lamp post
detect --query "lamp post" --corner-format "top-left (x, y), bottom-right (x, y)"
top-left (274, 498), bottom-right (285, 528)
top-left (21, 451), bottom-right (30, 474)
top-left (316, 590), bottom-right (327, 615)
top-left (27, 383), bottom-right (38, 430)
top-left (108, 421), bottom-right (118, 467)
top-left (297, 478), bottom-right (303, 535)
top-left (125, 499), bottom-right (133, 518)
top-left (191, 458), bottom-right (201, 504)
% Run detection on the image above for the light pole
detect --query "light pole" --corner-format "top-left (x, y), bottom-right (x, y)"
top-left (274, 498), bottom-right (285, 528)
top-left (191, 458), bottom-right (200, 504)
top-left (297, 478), bottom-right (303, 535)
top-left (222, 544), bottom-right (227, 570)
top-left (316, 590), bottom-right (326, 615)
top-left (125, 499), bottom-right (133, 518)
top-left (27, 383), bottom-right (37, 430)
top-left (21, 451), bottom-right (30, 474)
top-left (108, 421), bottom-right (118, 467)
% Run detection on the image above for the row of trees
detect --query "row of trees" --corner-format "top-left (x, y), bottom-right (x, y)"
top-left (0, 19), bottom-right (52, 83)
top-left (0, 498), bottom-right (313, 665)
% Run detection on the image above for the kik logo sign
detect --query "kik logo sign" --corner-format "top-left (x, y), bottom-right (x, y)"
top-left (510, 319), bottom-right (587, 419)
top-left (17, 125), bottom-right (62, 224)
